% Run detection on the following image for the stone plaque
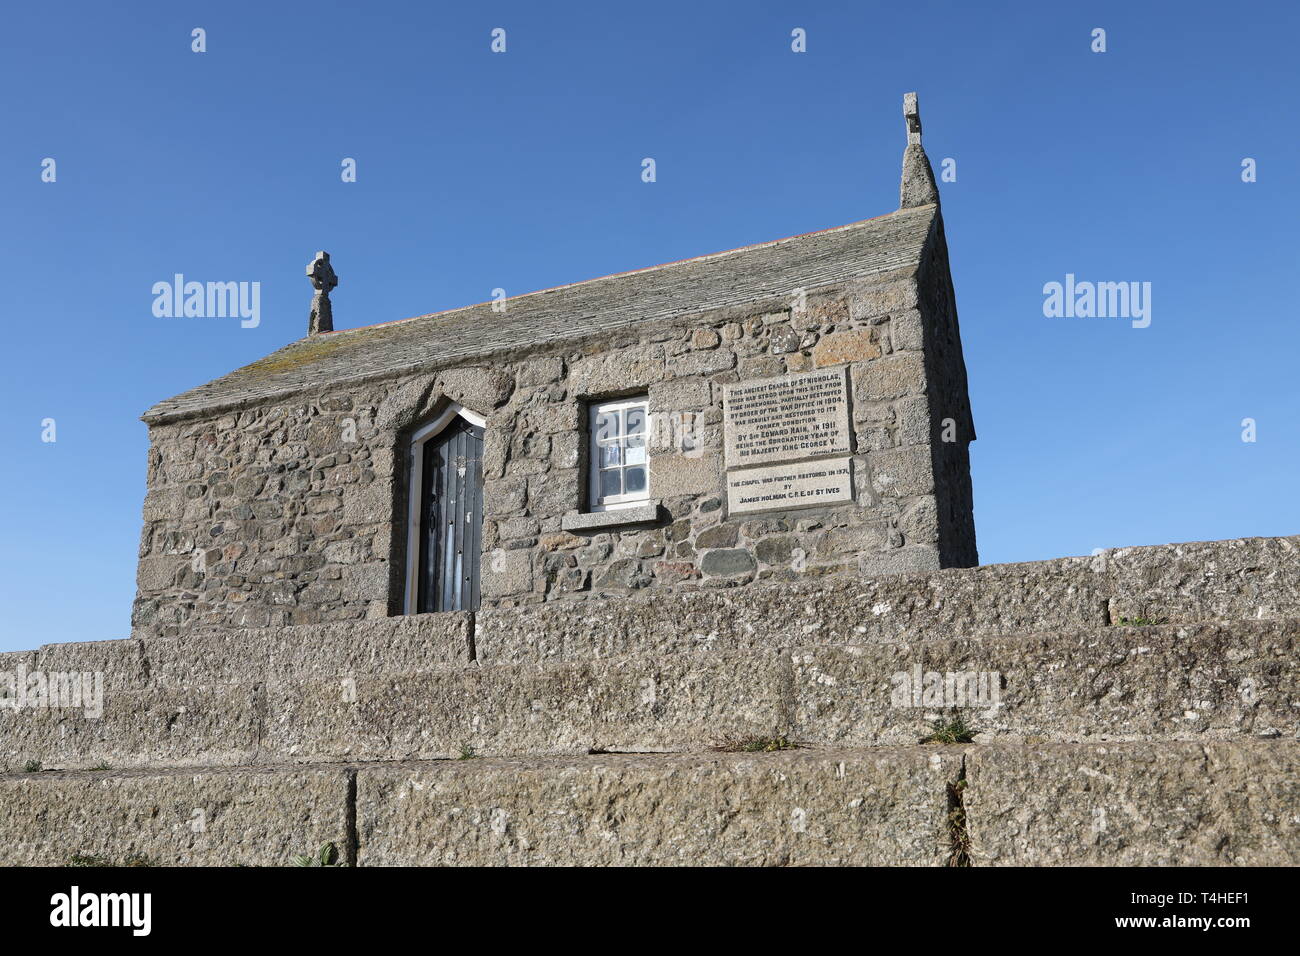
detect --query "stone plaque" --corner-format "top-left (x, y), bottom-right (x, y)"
top-left (723, 368), bottom-right (851, 468)
top-left (726, 458), bottom-right (854, 515)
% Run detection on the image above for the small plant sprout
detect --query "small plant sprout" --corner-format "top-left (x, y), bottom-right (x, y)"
top-left (920, 716), bottom-right (977, 745)
top-left (291, 843), bottom-right (342, 867)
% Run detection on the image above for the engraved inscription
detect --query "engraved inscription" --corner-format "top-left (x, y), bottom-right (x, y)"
top-left (723, 368), bottom-right (851, 468)
top-left (726, 457), bottom-right (854, 515)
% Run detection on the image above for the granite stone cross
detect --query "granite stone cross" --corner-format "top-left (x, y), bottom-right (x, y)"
top-left (307, 251), bottom-right (337, 334)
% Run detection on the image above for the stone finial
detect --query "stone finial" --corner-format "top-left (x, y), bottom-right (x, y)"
top-left (899, 91), bottom-right (939, 209)
top-left (306, 251), bottom-right (337, 335)
top-left (904, 92), bottom-right (922, 145)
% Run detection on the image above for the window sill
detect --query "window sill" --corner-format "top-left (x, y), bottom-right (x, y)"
top-left (561, 500), bottom-right (662, 532)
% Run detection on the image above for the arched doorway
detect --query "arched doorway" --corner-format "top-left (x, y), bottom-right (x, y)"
top-left (403, 404), bottom-right (485, 613)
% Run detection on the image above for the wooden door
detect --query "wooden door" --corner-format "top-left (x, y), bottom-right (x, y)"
top-left (417, 417), bottom-right (484, 612)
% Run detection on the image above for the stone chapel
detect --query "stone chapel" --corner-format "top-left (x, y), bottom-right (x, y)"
top-left (4, 93), bottom-right (1294, 869)
top-left (133, 93), bottom-right (976, 635)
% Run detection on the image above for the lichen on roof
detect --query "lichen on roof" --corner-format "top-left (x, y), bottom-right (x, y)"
top-left (240, 333), bottom-right (356, 379)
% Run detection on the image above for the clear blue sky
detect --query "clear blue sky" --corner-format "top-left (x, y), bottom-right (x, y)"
top-left (2, 1), bottom-right (1297, 650)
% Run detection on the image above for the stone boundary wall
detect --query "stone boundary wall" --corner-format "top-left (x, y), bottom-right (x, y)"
top-left (2, 741), bottom-right (1295, 866)
top-left (0, 765), bottom-right (352, 867)
top-left (4, 534), bottom-right (1297, 866)
top-left (3, 620), bottom-right (1294, 771)
top-left (3, 534), bottom-right (1296, 773)
top-left (965, 741), bottom-right (1300, 865)
top-left (18, 533), bottom-right (1300, 687)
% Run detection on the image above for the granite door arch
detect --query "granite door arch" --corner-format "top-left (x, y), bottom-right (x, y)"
top-left (403, 404), bottom-right (486, 613)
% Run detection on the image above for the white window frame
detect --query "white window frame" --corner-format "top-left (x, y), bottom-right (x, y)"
top-left (403, 402), bottom-right (487, 614)
top-left (587, 396), bottom-right (651, 512)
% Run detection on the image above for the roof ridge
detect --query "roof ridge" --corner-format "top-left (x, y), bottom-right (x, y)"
top-left (321, 209), bottom-right (914, 338)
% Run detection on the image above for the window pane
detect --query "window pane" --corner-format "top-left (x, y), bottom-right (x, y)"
top-left (625, 407), bottom-right (646, 435)
top-left (600, 468), bottom-right (622, 499)
top-left (625, 441), bottom-right (645, 465)
top-left (599, 444), bottom-right (622, 468)
top-left (594, 412), bottom-right (619, 442)
top-left (624, 465), bottom-right (646, 494)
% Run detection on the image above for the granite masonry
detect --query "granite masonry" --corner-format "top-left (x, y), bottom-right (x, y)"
top-left (3, 94), bottom-right (1294, 867)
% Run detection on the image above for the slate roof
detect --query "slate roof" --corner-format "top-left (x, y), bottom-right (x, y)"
top-left (143, 203), bottom-right (937, 423)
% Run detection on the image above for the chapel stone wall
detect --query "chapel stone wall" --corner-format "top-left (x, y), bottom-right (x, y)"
top-left (133, 226), bottom-right (975, 636)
